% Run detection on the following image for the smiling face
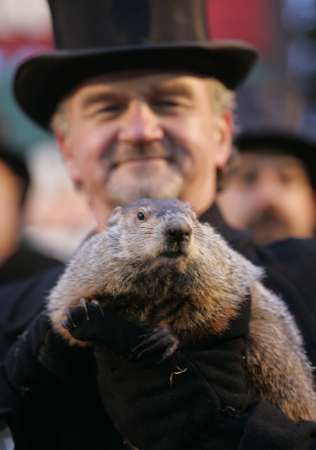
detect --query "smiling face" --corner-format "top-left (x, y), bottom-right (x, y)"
top-left (54, 71), bottom-right (233, 230)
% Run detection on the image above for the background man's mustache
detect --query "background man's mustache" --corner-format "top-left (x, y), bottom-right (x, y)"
top-left (248, 207), bottom-right (289, 231)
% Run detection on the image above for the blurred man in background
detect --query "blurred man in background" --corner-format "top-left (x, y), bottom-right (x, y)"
top-left (0, 143), bottom-right (60, 282)
top-left (0, 143), bottom-right (61, 449)
top-left (218, 131), bottom-right (316, 243)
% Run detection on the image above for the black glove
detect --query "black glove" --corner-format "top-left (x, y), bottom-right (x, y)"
top-left (2, 311), bottom-right (91, 397)
top-left (1, 310), bottom-right (128, 450)
top-left (66, 297), bottom-right (254, 450)
top-left (65, 299), bottom-right (179, 362)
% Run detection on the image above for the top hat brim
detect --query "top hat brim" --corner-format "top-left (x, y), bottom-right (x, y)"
top-left (14, 41), bottom-right (257, 130)
top-left (235, 131), bottom-right (316, 187)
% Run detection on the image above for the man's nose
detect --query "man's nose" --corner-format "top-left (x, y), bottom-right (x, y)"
top-left (118, 100), bottom-right (163, 144)
top-left (255, 174), bottom-right (283, 205)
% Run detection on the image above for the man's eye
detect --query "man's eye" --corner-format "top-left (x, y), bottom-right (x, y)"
top-left (242, 171), bottom-right (258, 186)
top-left (279, 173), bottom-right (295, 184)
top-left (152, 99), bottom-right (179, 109)
top-left (98, 104), bottom-right (124, 114)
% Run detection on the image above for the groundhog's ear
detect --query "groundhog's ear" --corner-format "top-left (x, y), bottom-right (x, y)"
top-left (107, 207), bottom-right (122, 226)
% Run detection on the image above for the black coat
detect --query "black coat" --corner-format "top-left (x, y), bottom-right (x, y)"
top-left (1, 204), bottom-right (316, 450)
top-left (0, 241), bottom-right (61, 284)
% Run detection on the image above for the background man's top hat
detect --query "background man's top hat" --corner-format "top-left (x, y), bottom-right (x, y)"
top-left (14, 0), bottom-right (258, 129)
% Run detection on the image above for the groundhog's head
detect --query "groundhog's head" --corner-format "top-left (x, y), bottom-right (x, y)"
top-left (106, 198), bottom-right (198, 266)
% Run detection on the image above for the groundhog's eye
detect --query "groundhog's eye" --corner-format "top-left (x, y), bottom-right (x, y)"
top-left (137, 211), bottom-right (146, 221)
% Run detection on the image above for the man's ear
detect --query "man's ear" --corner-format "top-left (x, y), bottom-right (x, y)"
top-left (54, 129), bottom-right (82, 185)
top-left (214, 111), bottom-right (234, 169)
top-left (313, 192), bottom-right (316, 214)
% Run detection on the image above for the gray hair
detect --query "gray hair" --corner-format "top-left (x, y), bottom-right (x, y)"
top-left (50, 96), bottom-right (70, 136)
top-left (206, 78), bottom-right (235, 115)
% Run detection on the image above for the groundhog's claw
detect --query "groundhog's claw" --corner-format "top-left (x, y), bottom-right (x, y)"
top-left (90, 299), bottom-right (105, 316)
top-left (130, 325), bottom-right (179, 362)
top-left (64, 310), bottom-right (77, 329)
top-left (79, 298), bottom-right (90, 320)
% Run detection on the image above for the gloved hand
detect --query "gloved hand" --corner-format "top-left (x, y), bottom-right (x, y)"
top-left (2, 311), bottom-right (85, 396)
top-left (1, 310), bottom-right (128, 450)
top-left (3, 303), bottom-right (170, 397)
top-left (66, 297), bottom-right (254, 450)
top-left (65, 299), bottom-right (179, 362)
top-left (2, 304), bottom-right (179, 449)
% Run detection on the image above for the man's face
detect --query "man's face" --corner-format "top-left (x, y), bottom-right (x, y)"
top-left (0, 161), bottom-right (22, 262)
top-left (218, 152), bottom-right (316, 243)
top-left (56, 72), bottom-right (232, 229)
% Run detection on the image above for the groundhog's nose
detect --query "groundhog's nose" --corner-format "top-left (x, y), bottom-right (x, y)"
top-left (166, 221), bottom-right (192, 244)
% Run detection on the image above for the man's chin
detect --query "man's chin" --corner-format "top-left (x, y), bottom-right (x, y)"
top-left (106, 174), bottom-right (184, 206)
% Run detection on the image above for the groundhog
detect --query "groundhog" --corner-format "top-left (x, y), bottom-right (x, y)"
top-left (48, 198), bottom-right (316, 422)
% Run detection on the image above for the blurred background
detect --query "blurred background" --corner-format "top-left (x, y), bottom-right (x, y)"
top-left (0, 0), bottom-right (316, 259)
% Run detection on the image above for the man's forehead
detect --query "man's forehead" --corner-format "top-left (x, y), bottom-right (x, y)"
top-left (72, 70), bottom-right (207, 97)
top-left (239, 152), bottom-right (307, 173)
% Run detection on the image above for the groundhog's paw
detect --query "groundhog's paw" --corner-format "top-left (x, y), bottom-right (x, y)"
top-left (130, 324), bottom-right (179, 363)
top-left (62, 299), bottom-right (102, 341)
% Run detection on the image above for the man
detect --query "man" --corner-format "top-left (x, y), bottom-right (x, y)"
top-left (0, 144), bottom-right (61, 448)
top-left (218, 131), bottom-right (316, 243)
top-left (2, 1), bottom-right (316, 449)
top-left (0, 143), bottom-right (61, 283)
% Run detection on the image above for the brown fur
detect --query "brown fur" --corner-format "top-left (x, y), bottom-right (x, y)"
top-left (47, 198), bottom-right (316, 422)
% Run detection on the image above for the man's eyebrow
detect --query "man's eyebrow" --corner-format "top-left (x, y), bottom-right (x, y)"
top-left (151, 83), bottom-right (194, 98)
top-left (81, 91), bottom-right (125, 109)
top-left (276, 163), bottom-right (304, 173)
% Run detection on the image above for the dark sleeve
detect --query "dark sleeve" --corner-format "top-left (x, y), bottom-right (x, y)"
top-left (189, 395), bottom-right (316, 450)
top-left (0, 243), bottom-right (63, 282)
top-left (0, 364), bottom-right (18, 429)
top-left (0, 265), bottom-right (64, 359)
top-left (4, 353), bottom-right (125, 450)
top-left (0, 327), bottom-right (126, 450)
top-left (264, 237), bottom-right (316, 316)
top-left (237, 401), bottom-right (316, 450)
top-left (0, 267), bottom-right (126, 449)
top-left (0, 267), bottom-right (64, 423)
top-left (190, 402), bottom-right (316, 450)
top-left (259, 238), bottom-right (316, 365)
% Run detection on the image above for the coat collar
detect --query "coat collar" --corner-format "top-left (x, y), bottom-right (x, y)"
top-left (199, 203), bottom-right (261, 264)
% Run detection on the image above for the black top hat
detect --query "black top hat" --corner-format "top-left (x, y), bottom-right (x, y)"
top-left (234, 131), bottom-right (316, 188)
top-left (14, 0), bottom-right (258, 129)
